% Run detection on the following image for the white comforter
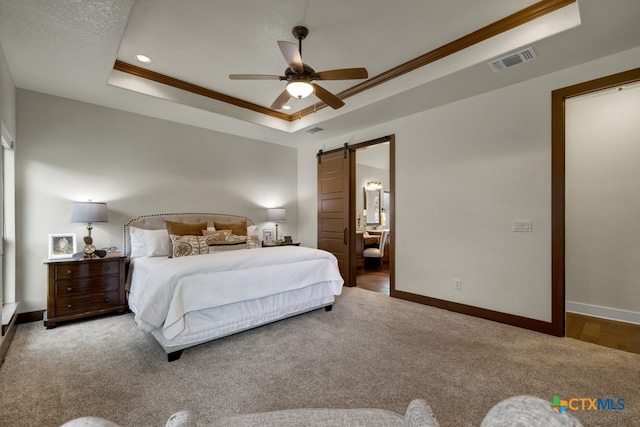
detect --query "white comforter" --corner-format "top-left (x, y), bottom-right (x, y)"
top-left (128, 246), bottom-right (344, 339)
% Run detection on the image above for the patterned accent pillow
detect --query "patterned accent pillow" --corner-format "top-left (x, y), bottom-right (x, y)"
top-left (226, 234), bottom-right (248, 243)
top-left (170, 235), bottom-right (209, 257)
top-left (247, 235), bottom-right (260, 249)
top-left (207, 233), bottom-right (250, 251)
top-left (203, 229), bottom-right (231, 243)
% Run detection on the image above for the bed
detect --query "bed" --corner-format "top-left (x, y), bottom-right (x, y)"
top-left (123, 213), bottom-right (344, 361)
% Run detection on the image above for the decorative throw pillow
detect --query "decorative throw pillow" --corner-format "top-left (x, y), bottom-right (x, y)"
top-left (202, 229), bottom-right (231, 243)
top-left (207, 233), bottom-right (249, 251)
top-left (247, 235), bottom-right (260, 249)
top-left (170, 235), bottom-right (209, 257)
top-left (213, 221), bottom-right (247, 236)
top-left (206, 234), bottom-right (247, 246)
top-left (165, 221), bottom-right (207, 236)
top-left (226, 234), bottom-right (248, 243)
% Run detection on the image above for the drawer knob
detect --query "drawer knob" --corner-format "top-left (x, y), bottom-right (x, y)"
top-left (66, 287), bottom-right (73, 292)
top-left (66, 270), bottom-right (72, 275)
top-left (105, 298), bottom-right (110, 303)
top-left (67, 304), bottom-right (72, 308)
top-left (104, 282), bottom-right (110, 287)
top-left (104, 266), bottom-right (110, 271)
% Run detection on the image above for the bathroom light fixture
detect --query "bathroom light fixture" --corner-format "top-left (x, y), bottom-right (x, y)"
top-left (366, 180), bottom-right (382, 190)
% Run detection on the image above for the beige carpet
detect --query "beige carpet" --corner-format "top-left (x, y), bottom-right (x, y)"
top-left (1, 287), bottom-right (639, 426)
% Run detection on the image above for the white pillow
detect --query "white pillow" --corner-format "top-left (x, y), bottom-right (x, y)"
top-left (143, 229), bottom-right (171, 257)
top-left (247, 224), bottom-right (257, 236)
top-left (128, 227), bottom-right (146, 258)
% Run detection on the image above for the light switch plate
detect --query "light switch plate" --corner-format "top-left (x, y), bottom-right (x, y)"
top-left (512, 220), bottom-right (532, 232)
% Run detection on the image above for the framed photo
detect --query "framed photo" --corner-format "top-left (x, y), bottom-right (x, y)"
top-left (263, 229), bottom-right (274, 244)
top-left (49, 233), bottom-right (77, 259)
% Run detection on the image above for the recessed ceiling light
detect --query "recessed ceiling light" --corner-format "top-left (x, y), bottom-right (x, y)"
top-left (135, 54), bottom-right (152, 64)
top-left (282, 105), bottom-right (291, 110)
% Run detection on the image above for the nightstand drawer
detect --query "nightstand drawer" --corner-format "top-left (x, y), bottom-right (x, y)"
top-left (54, 260), bottom-right (119, 280)
top-left (55, 290), bottom-right (121, 316)
top-left (54, 275), bottom-right (120, 297)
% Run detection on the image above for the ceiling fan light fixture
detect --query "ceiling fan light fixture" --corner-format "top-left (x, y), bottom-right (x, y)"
top-left (286, 80), bottom-right (314, 99)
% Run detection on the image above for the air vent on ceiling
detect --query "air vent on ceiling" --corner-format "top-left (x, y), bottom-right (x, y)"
top-left (488, 47), bottom-right (537, 72)
top-left (305, 126), bottom-right (324, 134)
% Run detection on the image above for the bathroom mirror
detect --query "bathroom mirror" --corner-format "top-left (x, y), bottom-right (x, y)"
top-left (364, 188), bottom-right (381, 225)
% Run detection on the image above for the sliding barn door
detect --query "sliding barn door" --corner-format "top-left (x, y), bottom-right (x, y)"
top-left (317, 147), bottom-right (352, 286)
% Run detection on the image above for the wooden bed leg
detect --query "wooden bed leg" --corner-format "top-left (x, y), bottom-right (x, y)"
top-left (325, 305), bottom-right (333, 312)
top-left (167, 350), bottom-right (183, 362)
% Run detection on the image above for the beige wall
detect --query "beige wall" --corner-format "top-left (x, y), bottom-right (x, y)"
top-left (12, 44), bottom-right (640, 325)
top-left (566, 82), bottom-right (640, 323)
top-left (16, 91), bottom-right (297, 312)
top-left (297, 46), bottom-right (640, 324)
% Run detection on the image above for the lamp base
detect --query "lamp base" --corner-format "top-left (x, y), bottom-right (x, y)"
top-left (82, 236), bottom-right (96, 258)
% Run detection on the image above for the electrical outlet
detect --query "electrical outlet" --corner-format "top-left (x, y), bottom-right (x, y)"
top-left (454, 278), bottom-right (462, 290)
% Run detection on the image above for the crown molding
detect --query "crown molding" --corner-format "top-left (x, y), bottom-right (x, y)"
top-left (113, 0), bottom-right (576, 122)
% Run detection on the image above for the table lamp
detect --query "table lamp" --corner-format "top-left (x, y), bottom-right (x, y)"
top-left (267, 207), bottom-right (287, 242)
top-left (71, 201), bottom-right (108, 257)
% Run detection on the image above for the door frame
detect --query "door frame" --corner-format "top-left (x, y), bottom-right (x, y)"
top-left (551, 67), bottom-right (640, 336)
top-left (316, 135), bottom-right (395, 289)
top-left (348, 135), bottom-right (395, 291)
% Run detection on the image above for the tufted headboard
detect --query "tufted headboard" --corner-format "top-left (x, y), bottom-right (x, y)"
top-left (122, 212), bottom-right (255, 257)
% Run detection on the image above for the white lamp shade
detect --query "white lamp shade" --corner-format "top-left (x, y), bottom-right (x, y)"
top-left (70, 202), bottom-right (109, 223)
top-left (267, 208), bottom-right (287, 222)
top-left (286, 80), bottom-right (314, 99)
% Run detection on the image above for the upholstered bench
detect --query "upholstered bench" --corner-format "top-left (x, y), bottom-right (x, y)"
top-left (212, 399), bottom-right (436, 427)
top-left (59, 396), bottom-right (583, 427)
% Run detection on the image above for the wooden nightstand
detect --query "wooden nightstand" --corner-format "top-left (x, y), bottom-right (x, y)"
top-left (44, 255), bottom-right (126, 328)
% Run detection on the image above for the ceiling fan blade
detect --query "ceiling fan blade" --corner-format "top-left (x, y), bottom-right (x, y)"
top-left (312, 83), bottom-right (345, 109)
top-left (314, 68), bottom-right (368, 80)
top-left (277, 41), bottom-right (303, 74)
top-left (229, 74), bottom-right (282, 80)
top-left (270, 89), bottom-right (292, 110)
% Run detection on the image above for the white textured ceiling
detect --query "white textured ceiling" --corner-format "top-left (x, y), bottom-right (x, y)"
top-left (1, 0), bottom-right (640, 147)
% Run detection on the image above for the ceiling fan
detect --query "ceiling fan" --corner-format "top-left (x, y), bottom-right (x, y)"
top-left (229, 26), bottom-right (368, 110)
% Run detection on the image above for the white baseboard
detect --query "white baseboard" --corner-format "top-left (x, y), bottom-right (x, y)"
top-left (566, 301), bottom-right (640, 326)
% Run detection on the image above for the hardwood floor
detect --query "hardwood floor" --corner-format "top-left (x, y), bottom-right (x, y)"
top-left (566, 312), bottom-right (640, 355)
top-left (356, 265), bottom-right (390, 295)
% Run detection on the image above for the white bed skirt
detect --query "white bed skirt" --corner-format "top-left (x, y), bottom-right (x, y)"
top-left (149, 281), bottom-right (337, 354)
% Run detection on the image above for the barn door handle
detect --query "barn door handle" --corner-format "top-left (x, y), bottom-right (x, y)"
top-left (344, 228), bottom-right (348, 245)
